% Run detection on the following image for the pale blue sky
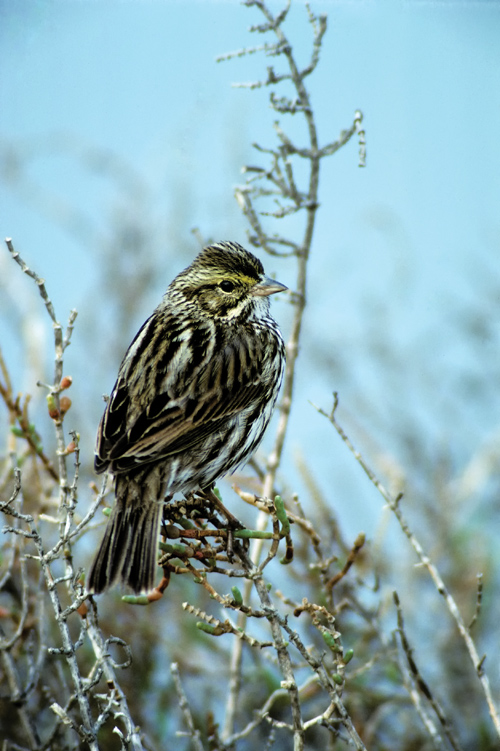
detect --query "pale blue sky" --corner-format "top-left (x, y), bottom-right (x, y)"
top-left (1, 1), bottom-right (499, 537)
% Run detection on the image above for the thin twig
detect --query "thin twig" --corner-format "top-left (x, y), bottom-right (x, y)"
top-left (170, 662), bottom-right (205, 751)
top-left (393, 591), bottom-right (463, 751)
top-left (219, 4), bottom-right (362, 744)
top-left (314, 393), bottom-right (500, 739)
top-left (3, 238), bottom-right (146, 749)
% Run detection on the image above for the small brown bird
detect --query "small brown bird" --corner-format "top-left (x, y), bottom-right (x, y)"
top-left (87, 241), bottom-right (287, 594)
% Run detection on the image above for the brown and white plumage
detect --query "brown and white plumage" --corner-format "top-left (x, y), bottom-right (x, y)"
top-left (87, 241), bottom-right (286, 594)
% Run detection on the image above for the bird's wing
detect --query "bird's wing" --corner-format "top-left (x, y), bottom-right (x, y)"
top-left (95, 324), bottom-right (281, 473)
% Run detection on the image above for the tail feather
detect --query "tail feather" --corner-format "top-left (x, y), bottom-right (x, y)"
top-left (87, 468), bottom-right (164, 594)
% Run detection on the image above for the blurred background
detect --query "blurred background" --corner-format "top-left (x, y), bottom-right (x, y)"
top-left (2, 0), bottom-right (499, 520)
top-left (1, 1), bottom-right (500, 744)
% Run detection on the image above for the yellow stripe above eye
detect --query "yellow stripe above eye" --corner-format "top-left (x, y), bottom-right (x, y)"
top-left (209, 273), bottom-right (257, 287)
top-left (234, 274), bottom-right (258, 286)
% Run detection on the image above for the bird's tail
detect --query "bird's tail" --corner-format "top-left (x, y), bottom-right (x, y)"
top-left (87, 467), bottom-right (165, 594)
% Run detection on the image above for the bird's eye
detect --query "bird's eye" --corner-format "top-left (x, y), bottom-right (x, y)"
top-left (219, 280), bottom-right (235, 293)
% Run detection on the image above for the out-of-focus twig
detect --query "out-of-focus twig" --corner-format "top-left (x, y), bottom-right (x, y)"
top-left (393, 591), bottom-right (463, 751)
top-left (314, 392), bottom-right (500, 740)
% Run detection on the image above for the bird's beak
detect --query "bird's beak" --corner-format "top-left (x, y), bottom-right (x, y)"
top-left (251, 276), bottom-right (288, 297)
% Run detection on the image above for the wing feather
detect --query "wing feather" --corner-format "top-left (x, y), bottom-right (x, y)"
top-left (95, 315), bottom-right (278, 474)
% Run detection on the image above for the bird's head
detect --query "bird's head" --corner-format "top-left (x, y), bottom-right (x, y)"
top-left (171, 241), bottom-right (287, 320)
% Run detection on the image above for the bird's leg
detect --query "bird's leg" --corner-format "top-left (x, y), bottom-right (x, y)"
top-left (163, 491), bottom-right (204, 521)
top-left (226, 528), bottom-right (235, 561)
top-left (197, 486), bottom-right (244, 530)
top-left (196, 486), bottom-right (247, 561)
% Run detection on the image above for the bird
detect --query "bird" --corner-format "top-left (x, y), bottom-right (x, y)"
top-left (87, 241), bottom-right (287, 594)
